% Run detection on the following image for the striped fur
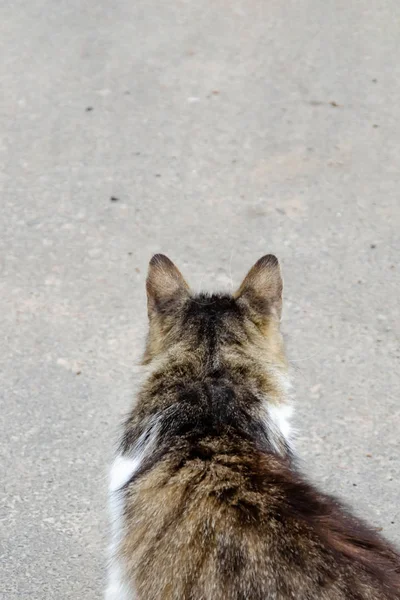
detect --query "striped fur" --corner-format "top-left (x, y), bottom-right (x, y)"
top-left (107, 254), bottom-right (400, 600)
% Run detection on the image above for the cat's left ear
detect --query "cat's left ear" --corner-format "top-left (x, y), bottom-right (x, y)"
top-left (235, 254), bottom-right (283, 321)
top-left (146, 254), bottom-right (190, 319)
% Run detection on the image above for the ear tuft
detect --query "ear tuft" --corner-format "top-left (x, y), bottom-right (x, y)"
top-left (149, 253), bottom-right (175, 269)
top-left (235, 254), bottom-right (283, 320)
top-left (146, 254), bottom-right (189, 318)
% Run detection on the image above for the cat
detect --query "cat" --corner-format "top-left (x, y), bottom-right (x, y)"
top-left (106, 253), bottom-right (400, 599)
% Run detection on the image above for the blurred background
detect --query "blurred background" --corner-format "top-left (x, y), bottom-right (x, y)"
top-left (1, 1), bottom-right (399, 598)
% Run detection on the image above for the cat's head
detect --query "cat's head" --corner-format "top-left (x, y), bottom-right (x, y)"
top-left (143, 254), bottom-right (287, 375)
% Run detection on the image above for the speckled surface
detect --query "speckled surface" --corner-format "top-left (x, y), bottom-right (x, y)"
top-left (0, 1), bottom-right (399, 598)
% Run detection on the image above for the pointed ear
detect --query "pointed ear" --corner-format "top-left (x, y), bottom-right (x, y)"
top-left (235, 255), bottom-right (283, 320)
top-left (146, 254), bottom-right (190, 318)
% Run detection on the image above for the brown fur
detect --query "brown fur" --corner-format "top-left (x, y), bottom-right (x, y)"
top-left (114, 254), bottom-right (400, 600)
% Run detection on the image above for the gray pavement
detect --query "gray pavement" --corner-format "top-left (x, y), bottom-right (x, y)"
top-left (1, 2), bottom-right (399, 598)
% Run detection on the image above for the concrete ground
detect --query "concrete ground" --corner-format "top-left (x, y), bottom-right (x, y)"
top-left (1, 1), bottom-right (399, 598)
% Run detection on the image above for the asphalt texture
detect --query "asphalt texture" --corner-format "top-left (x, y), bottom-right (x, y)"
top-left (1, 2), bottom-right (399, 598)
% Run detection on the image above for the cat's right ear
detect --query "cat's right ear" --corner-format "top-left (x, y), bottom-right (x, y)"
top-left (146, 254), bottom-right (190, 319)
top-left (234, 254), bottom-right (283, 321)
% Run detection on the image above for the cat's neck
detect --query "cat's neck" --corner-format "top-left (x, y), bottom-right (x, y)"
top-left (142, 352), bottom-right (293, 460)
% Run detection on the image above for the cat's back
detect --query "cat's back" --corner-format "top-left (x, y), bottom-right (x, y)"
top-left (120, 436), bottom-right (398, 600)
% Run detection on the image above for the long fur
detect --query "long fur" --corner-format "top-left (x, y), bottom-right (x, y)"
top-left (106, 255), bottom-right (400, 600)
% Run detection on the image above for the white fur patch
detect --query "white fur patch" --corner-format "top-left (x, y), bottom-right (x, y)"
top-left (258, 396), bottom-right (294, 457)
top-left (258, 369), bottom-right (294, 455)
top-left (109, 415), bottom-right (161, 492)
top-left (268, 403), bottom-right (293, 443)
top-left (109, 455), bottom-right (141, 492)
top-left (106, 488), bottom-right (133, 600)
top-left (105, 561), bottom-right (133, 600)
top-left (106, 415), bottom-right (161, 599)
